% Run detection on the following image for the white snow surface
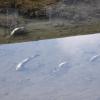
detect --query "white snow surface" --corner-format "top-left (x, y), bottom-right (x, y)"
top-left (0, 33), bottom-right (100, 100)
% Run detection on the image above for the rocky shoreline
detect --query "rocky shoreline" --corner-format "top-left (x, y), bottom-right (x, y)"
top-left (0, 0), bottom-right (100, 43)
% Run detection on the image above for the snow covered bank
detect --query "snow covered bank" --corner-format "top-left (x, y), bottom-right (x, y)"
top-left (0, 33), bottom-right (100, 100)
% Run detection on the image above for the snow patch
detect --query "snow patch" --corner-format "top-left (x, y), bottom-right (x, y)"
top-left (10, 27), bottom-right (24, 36)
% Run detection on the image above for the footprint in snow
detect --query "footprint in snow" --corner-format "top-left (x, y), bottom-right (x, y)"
top-left (52, 61), bottom-right (71, 76)
top-left (16, 54), bottom-right (40, 71)
top-left (89, 55), bottom-right (100, 62)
